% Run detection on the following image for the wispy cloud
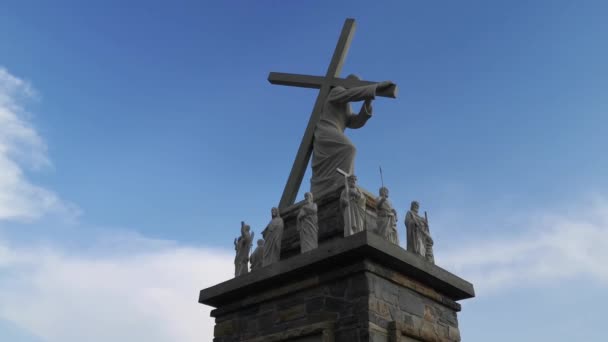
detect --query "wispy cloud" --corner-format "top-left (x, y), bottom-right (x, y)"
top-left (438, 196), bottom-right (608, 294)
top-left (0, 66), bottom-right (233, 341)
top-left (0, 67), bottom-right (78, 222)
top-left (0, 235), bottom-right (233, 342)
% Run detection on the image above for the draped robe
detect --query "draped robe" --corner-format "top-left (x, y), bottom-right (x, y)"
top-left (376, 197), bottom-right (399, 245)
top-left (405, 210), bottom-right (433, 262)
top-left (262, 217), bottom-right (284, 266)
top-left (297, 202), bottom-right (319, 253)
top-left (249, 244), bottom-right (264, 271)
top-left (311, 84), bottom-right (377, 194)
top-left (340, 185), bottom-right (367, 236)
top-left (234, 232), bottom-right (252, 276)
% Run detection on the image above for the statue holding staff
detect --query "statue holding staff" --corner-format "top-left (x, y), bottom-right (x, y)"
top-left (405, 201), bottom-right (434, 263)
top-left (375, 186), bottom-right (399, 245)
top-left (338, 170), bottom-right (366, 236)
top-left (234, 221), bottom-right (253, 277)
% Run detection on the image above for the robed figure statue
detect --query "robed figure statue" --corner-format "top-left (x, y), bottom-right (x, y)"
top-left (234, 221), bottom-right (253, 277)
top-left (405, 201), bottom-right (434, 263)
top-left (311, 75), bottom-right (395, 195)
top-left (249, 239), bottom-right (264, 271)
top-left (262, 207), bottom-right (284, 267)
top-left (340, 174), bottom-right (367, 236)
top-left (375, 187), bottom-right (399, 245)
top-left (297, 192), bottom-right (319, 253)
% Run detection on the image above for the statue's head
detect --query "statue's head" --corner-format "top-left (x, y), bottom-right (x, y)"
top-left (379, 186), bottom-right (389, 198)
top-left (410, 201), bottom-right (420, 212)
top-left (347, 174), bottom-right (357, 187)
top-left (271, 207), bottom-right (279, 218)
top-left (257, 239), bottom-right (264, 246)
top-left (304, 192), bottom-right (313, 203)
top-left (346, 74), bottom-right (361, 81)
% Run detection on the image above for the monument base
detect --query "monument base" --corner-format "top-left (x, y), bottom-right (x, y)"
top-left (199, 231), bottom-right (474, 341)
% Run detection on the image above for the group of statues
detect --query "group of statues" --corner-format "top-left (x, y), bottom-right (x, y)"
top-left (309, 77), bottom-right (434, 262)
top-left (233, 193), bottom-right (318, 277)
top-left (233, 207), bottom-right (286, 277)
top-left (233, 78), bottom-right (437, 277)
top-left (339, 175), bottom-right (434, 263)
top-left (234, 183), bottom-right (435, 277)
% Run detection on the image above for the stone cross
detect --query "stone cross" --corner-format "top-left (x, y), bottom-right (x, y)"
top-left (268, 18), bottom-right (398, 209)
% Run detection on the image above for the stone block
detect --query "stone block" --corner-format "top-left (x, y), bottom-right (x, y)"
top-left (328, 278), bottom-right (348, 298)
top-left (306, 296), bottom-right (324, 313)
top-left (324, 296), bottom-right (349, 313)
top-left (277, 304), bottom-right (306, 323)
top-left (448, 326), bottom-right (461, 341)
top-left (347, 273), bottom-right (370, 299)
top-left (398, 288), bottom-right (425, 317)
top-left (213, 319), bottom-right (235, 337)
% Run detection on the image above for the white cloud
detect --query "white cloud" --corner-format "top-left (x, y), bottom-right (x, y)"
top-left (438, 196), bottom-right (608, 294)
top-left (0, 67), bottom-right (78, 222)
top-left (0, 235), bottom-right (233, 342)
top-left (0, 66), bottom-right (232, 341)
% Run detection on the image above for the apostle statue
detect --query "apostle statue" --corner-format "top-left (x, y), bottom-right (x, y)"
top-left (311, 75), bottom-right (395, 195)
top-left (234, 221), bottom-right (253, 277)
top-left (375, 186), bottom-right (399, 245)
top-left (405, 201), bottom-right (434, 263)
top-left (340, 174), bottom-right (367, 236)
top-left (297, 192), bottom-right (319, 253)
top-left (249, 239), bottom-right (264, 271)
top-left (262, 207), bottom-right (284, 267)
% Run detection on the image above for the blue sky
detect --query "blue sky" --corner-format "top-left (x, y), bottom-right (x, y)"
top-left (0, 1), bottom-right (607, 341)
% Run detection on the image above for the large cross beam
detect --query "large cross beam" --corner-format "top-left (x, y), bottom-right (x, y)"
top-left (269, 18), bottom-right (398, 209)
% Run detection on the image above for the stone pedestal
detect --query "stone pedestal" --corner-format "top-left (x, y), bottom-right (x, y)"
top-left (199, 231), bottom-right (475, 341)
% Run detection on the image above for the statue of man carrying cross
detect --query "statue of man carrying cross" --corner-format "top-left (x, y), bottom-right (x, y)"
top-left (269, 18), bottom-right (398, 209)
top-left (311, 75), bottom-right (394, 194)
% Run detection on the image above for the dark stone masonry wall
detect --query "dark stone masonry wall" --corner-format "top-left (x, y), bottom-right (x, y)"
top-left (366, 263), bottom-right (462, 342)
top-left (208, 258), bottom-right (467, 341)
top-left (211, 261), bottom-right (369, 341)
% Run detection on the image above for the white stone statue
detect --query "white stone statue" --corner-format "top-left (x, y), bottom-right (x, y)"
top-left (405, 201), bottom-right (434, 263)
top-left (234, 221), bottom-right (253, 276)
top-left (375, 186), bottom-right (399, 245)
top-left (249, 239), bottom-right (264, 271)
top-left (262, 207), bottom-right (284, 267)
top-left (340, 174), bottom-right (367, 236)
top-left (297, 192), bottom-right (319, 253)
top-left (311, 75), bottom-right (395, 195)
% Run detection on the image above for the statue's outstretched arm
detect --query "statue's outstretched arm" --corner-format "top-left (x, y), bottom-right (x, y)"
top-left (328, 85), bottom-right (376, 104)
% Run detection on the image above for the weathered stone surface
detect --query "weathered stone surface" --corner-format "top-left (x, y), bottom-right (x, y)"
top-left (328, 278), bottom-right (348, 297)
top-left (306, 297), bottom-right (324, 313)
top-left (398, 288), bottom-right (425, 317)
top-left (448, 325), bottom-right (461, 341)
top-left (213, 319), bottom-right (234, 337)
top-left (277, 304), bottom-right (306, 323)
